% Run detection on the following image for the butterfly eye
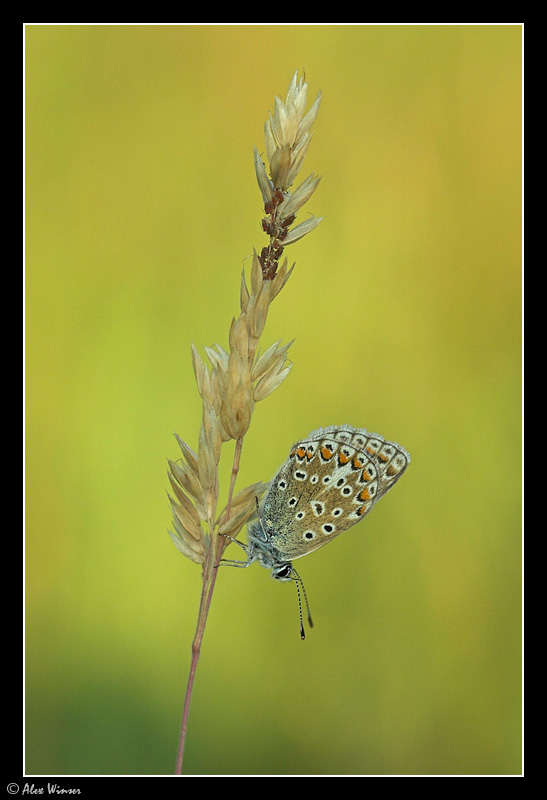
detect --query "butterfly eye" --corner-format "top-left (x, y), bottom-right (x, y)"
top-left (273, 565), bottom-right (292, 580)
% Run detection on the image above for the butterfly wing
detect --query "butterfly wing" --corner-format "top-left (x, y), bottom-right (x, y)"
top-left (260, 425), bottom-right (410, 561)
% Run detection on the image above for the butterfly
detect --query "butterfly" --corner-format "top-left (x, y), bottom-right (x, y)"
top-left (221, 425), bottom-right (410, 638)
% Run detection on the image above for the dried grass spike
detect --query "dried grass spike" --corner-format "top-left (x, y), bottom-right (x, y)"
top-left (254, 363), bottom-right (293, 402)
top-left (174, 434), bottom-right (199, 476)
top-left (281, 216), bottom-right (323, 246)
top-left (281, 174), bottom-right (321, 219)
top-left (269, 259), bottom-right (294, 301)
top-left (167, 471), bottom-right (202, 530)
top-left (169, 493), bottom-right (203, 542)
top-left (191, 345), bottom-right (212, 404)
top-left (168, 457), bottom-right (203, 505)
top-left (253, 146), bottom-right (273, 205)
top-left (168, 527), bottom-right (205, 564)
top-left (240, 268), bottom-right (250, 313)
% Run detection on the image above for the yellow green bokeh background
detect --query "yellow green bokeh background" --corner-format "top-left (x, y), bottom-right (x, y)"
top-left (25, 25), bottom-right (522, 776)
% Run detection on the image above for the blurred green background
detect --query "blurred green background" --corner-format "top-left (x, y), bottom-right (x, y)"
top-left (25, 24), bottom-right (522, 776)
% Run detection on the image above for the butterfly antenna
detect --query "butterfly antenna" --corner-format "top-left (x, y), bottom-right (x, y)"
top-left (291, 568), bottom-right (313, 639)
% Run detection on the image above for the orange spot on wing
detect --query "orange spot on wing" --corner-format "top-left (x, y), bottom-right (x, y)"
top-left (338, 452), bottom-right (350, 465)
top-left (321, 446), bottom-right (333, 460)
top-left (358, 487), bottom-right (371, 502)
top-left (353, 456), bottom-right (364, 469)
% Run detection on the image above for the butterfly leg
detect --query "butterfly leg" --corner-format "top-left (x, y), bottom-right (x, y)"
top-left (216, 558), bottom-right (251, 568)
top-left (216, 533), bottom-right (254, 569)
top-left (218, 533), bottom-right (249, 553)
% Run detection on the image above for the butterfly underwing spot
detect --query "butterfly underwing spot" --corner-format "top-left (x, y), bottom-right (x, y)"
top-left (356, 486), bottom-right (374, 503)
top-left (321, 523), bottom-right (336, 535)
